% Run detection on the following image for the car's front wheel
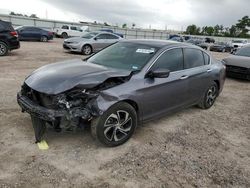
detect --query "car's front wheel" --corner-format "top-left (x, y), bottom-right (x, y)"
top-left (82, 45), bottom-right (92, 55)
top-left (91, 102), bottom-right (137, 147)
top-left (198, 82), bottom-right (218, 109)
top-left (0, 42), bottom-right (8, 56)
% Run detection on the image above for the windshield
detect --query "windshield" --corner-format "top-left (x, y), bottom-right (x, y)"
top-left (235, 47), bottom-right (250, 57)
top-left (82, 32), bottom-right (98, 39)
top-left (87, 42), bottom-right (159, 71)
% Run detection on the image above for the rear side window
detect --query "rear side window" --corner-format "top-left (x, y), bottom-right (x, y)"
top-left (184, 48), bottom-right (204, 69)
top-left (106, 34), bottom-right (119, 39)
top-left (62, 25), bottom-right (69, 29)
top-left (203, 52), bottom-right (210, 65)
top-left (96, 34), bottom-right (108, 39)
top-left (152, 48), bottom-right (184, 72)
top-left (0, 21), bottom-right (14, 31)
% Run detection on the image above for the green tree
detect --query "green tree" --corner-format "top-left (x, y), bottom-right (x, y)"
top-left (229, 25), bottom-right (237, 37)
top-left (122, 23), bottom-right (127, 28)
top-left (204, 26), bottom-right (214, 36)
top-left (235, 16), bottom-right (250, 37)
top-left (186, 24), bottom-right (200, 35)
top-left (214, 24), bottom-right (220, 36)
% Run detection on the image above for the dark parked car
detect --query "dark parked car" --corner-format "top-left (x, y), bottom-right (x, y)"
top-left (222, 45), bottom-right (250, 80)
top-left (186, 38), bottom-right (205, 45)
top-left (205, 37), bottom-right (215, 43)
top-left (17, 40), bottom-right (226, 146)
top-left (0, 20), bottom-right (20, 56)
top-left (210, 42), bottom-right (233, 53)
top-left (169, 36), bottom-right (184, 42)
top-left (16, 26), bottom-right (53, 42)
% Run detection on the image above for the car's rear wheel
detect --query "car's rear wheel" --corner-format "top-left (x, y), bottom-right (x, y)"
top-left (62, 32), bottom-right (68, 39)
top-left (82, 45), bottom-right (92, 55)
top-left (198, 82), bottom-right (218, 109)
top-left (0, 42), bottom-right (8, 56)
top-left (91, 102), bottom-right (137, 147)
top-left (40, 36), bottom-right (48, 42)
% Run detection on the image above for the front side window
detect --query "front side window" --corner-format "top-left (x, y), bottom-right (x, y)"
top-left (151, 48), bottom-right (184, 72)
top-left (184, 48), bottom-right (204, 69)
top-left (87, 42), bottom-right (158, 71)
top-left (81, 32), bottom-right (98, 39)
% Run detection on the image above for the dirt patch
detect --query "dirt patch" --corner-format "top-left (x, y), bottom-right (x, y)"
top-left (0, 39), bottom-right (249, 187)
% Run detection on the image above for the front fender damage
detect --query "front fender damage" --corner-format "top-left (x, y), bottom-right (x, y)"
top-left (17, 74), bottom-right (132, 142)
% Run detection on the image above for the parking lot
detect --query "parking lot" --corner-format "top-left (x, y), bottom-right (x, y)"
top-left (0, 39), bottom-right (249, 187)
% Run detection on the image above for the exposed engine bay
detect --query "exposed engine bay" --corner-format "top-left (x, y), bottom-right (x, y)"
top-left (17, 75), bottom-right (131, 142)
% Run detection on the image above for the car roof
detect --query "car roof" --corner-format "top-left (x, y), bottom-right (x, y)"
top-left (91, 31), bottom-right (121, 37)
top-left (121, 39), bottom-right (198, 49)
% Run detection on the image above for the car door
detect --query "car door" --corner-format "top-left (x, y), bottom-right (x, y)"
top-left (183, 48), bottom-right (212, 105)
top-left (19, 27), bottom-right (39, 40)
top-left (105, 33), bottom-right (120, 46)
top-left (142, 48), bottom-right (189, 121)
top-left (92, 34), bottom-right (109, 51)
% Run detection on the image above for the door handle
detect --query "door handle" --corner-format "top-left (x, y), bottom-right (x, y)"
top-left (180, 75), bottom-right (189, 80)
top-left (207, 69), bottom-right (212, 73)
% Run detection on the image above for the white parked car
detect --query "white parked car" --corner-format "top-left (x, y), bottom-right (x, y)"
top-left (232, 39), bottom-right (248, 49)
top-left (54, 25), bottom-right (88, 38)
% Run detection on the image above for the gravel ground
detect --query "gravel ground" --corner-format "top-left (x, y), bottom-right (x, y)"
top-left (0, 39), bottom-right (249, 188)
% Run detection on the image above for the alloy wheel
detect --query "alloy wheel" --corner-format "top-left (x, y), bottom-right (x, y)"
top-left (0, 43), bottom-right (7, 56)
top-left (206, 85), bottom-right (217, 106)
top-left (83, 45), bottom-right (92, 55)
top-left (103, 110), bottom-right (133, 142)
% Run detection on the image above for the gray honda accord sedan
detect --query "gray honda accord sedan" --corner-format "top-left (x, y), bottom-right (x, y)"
top-left (17, 40), bottom-right (226, 146)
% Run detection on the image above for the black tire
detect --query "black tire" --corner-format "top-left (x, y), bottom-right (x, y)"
top-left (30, 115), bottom-right (46, 143)
top-left (62, 32), bottom-right (68, 39)
top-left (82, 45), bottom-right (92, 55)
top-left (91, 102), bottom-right (137, 147)
top-left (0, 42), bottom-right (8, 56)
top-left (198, 82), bottom-right (218, 109)
top-left (40, 36), bottom-right (48, 42)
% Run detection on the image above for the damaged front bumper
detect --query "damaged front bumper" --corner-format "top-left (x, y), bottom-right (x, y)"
top-left (17, 92), bottom-right (91, 122)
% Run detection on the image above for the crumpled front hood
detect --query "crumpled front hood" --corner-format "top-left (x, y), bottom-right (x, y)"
top-left (25, 59), bottom-right (131, 95)
top-left (223, 55), bottom-right (250, 68)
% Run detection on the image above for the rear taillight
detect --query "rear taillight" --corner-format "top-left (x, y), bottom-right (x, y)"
top-left (10, 31), bottom-right (18, 37)
top-left (48, 32), bottom-right (53, 35)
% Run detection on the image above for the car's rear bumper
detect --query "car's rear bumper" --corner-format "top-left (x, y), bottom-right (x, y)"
top-left (17, 92), bottom-right (90, 121)
top-left (9, 39), bottom-right (20, 50)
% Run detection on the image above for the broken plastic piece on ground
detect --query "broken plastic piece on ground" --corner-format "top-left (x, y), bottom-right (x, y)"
top-left (37, 140), bottom-right (49, 150)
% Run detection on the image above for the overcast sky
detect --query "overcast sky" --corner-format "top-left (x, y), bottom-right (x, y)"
top-left (1, 0), bottom-right (249, 30)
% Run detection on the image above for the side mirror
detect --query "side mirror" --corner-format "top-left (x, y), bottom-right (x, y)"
top-left (94, 37), bottom-right (97, 40)
top-left (147, 68), bottom-right (170, 78)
